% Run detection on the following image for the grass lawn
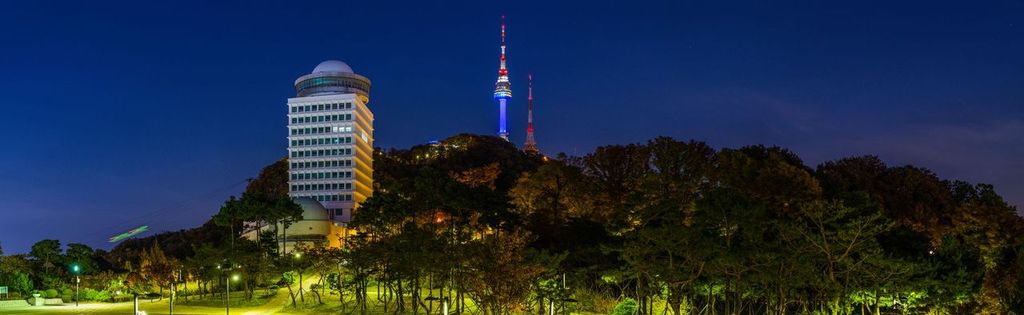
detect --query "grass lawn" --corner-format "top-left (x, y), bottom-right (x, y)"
top-left (0, 289), bottom-right (290, 315)
top-left (0, 275), bottom-right (618, 314)
top-left (176, 290), bottom-right (278, 308)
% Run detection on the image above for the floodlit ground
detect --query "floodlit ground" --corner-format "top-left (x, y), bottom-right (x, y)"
top-left (0, 274), bottom-right (606, 315)
top-left (0, 290), bottom-right (288, 315)
top-left (0, 292), bottom-right (610, 315)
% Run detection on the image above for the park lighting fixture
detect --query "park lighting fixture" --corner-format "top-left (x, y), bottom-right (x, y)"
top-left (71, 264), bottom-right (81, 307)
top-left (232, 274), bottom-right (240, 282)
top-left (294, 252), bottom-right (302, 259)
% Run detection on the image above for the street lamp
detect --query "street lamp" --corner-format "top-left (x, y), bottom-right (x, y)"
top-left (219, 260), bottom-right (238, 315)
top-left (293, 252), bottom-right (305, 303)
top-left (70, 264), bottom-right (80, 307)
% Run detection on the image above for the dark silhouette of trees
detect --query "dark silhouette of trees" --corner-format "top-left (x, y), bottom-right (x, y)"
top-left (6, 134), bottom-right (1022, 314)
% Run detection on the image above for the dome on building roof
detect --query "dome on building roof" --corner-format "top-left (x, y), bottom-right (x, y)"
top-left (312, 60), bottom-right (353, 74)
top-left (292, 197), bottom-right (329, 221)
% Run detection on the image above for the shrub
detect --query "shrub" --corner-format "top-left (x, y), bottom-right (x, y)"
top-left (80, 288), bottom-right (98, 301)
top-left (92, 289), bottom-right (112, 301)
top-left (44, 289), bottom-right (59, 299)
top-left (10, 272), bottom-right (33, 295)
top-left (574, 288), bottom-right (617, 314)
top-left (40, 275), bottom-right (65, 292)
top-left (60, 288), bottom-right (73, 302)
top-left (177, 288), bottom-right (198, 297)
top-left (112, 293), bottom-right (134, 302)
top-left (612, 298), bottom-right (638, 315)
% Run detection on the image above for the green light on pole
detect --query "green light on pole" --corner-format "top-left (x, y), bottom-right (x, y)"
top-left (232, 274), bottom-right (240, 282)
top-left (71, 264), bottom-right (80, 307)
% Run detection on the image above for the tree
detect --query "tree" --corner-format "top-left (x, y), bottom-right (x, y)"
top-left (783, 198), bottom-right (891, 313)
top-left (10, 134), bottom-right (1011, 314)
top-left (245, 158), bottom-right (290, 202)
top-left (0, 254), bottom-right (31, 276)
top-left (510, 159), bottom-right (590, 226)
top-left (64, 243), bottom-right (98, 275)
top-left (213, 196), bottom-right (248, 249)
top-left (184, 243), bottom-right (224, 300)
top-left (140, 243), bottom-right (178, 299)
top-left (464, 229), bottom-right (545, 315)
top-left (614, 138), bottom-right (716, 315)
top-left (265, 196), bottom-right (303, 255)
top-left (577, 143), bottom-right (649, 230)
top-left (29, 239), bottom-right (62, 276)
top-left (10, 272), bottom-right (33, 296)
top-left (241, 159), bottom-right (303, 256)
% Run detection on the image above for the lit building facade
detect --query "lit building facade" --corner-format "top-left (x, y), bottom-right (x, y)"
top-left (288, 60), bottom-right (374, 225)
top-left (244, 60), bottom-right (373, 250)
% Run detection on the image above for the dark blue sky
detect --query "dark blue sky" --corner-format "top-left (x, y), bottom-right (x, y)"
top-left (1, 0), bottom-right (1021, 253)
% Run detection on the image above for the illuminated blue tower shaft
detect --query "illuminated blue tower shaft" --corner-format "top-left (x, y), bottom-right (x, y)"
top-left (494, 16), bottom-right (512, 141)
top-left (498, 98), bottom-right (508, 138)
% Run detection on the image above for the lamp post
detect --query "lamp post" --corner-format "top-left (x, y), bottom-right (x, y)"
top-left (170, 268), bottom-right (181, 315)
top-left (557, 274), bottom-right (577, 315)
top-left (225, 273), bottom-right (241, 315)
top-left (293, 252), bottom-right (304, 303)
top-left (225, 272), bottom-right (229, 315)
top-left (219, 260), bottom-right (237, 315)
top-left (71, 264), bottom-right (80, 307)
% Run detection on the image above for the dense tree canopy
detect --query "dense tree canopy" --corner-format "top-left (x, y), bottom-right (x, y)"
top-left (2, 134), bottom-right (1022, 315)
top-left (343, 134), bottom-right (1024, 314)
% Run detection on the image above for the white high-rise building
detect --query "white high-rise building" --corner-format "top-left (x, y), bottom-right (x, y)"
top-left (245, 60), bottom-right (373, 250)
top-left (282, 60), bottom-right (374, 248)
top-left (288, 60), bottom-right (374, 223)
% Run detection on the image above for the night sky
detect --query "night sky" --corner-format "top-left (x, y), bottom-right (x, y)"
top-left (1, 0), bottom-right (1021, 254)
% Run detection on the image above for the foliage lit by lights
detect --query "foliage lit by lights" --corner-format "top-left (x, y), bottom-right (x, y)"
top-left (108, 225), bottom-right (149, 243)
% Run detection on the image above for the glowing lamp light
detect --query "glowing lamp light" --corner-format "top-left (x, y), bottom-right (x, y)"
top-left (232, 274), bottom-right (240, 282)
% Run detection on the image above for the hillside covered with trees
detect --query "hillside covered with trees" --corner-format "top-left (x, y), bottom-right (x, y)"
top-left (1, 134), bottom-right (1022, 314)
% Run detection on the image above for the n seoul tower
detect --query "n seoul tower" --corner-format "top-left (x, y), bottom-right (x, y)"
top-left (493, 16), bottom-right (512, 141)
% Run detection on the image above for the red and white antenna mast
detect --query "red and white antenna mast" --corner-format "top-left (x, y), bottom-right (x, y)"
top-left (523, 73), bottom-right (538, 154)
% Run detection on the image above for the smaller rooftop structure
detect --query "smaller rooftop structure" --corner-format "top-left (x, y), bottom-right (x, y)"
top-left (294, 60), bottom-right (371, 103)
